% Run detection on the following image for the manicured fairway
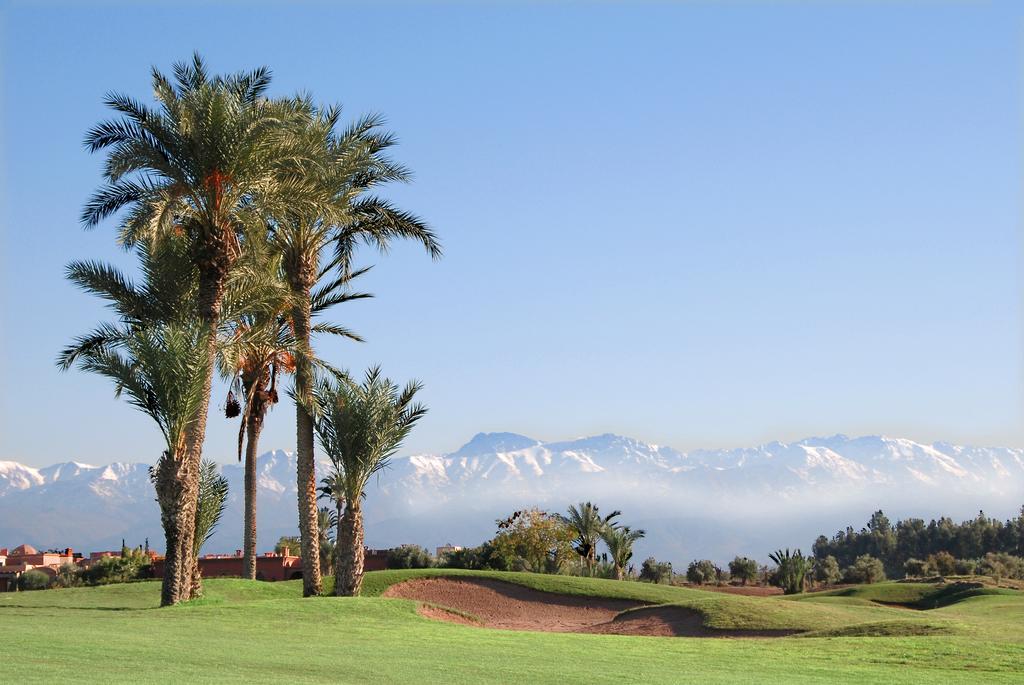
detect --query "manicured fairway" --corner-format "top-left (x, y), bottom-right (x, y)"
top-left (1, 571), bottom-right (1021, 684)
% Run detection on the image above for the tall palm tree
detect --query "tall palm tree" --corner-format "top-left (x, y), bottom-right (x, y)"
top-left (273, 104), bottom-right (440, 596)
top-left (311, 367), bottom-right (427, 596)
top-left (600, 525), bottom-right (645, 581)
top-left (220, 252), bottom-right (369, 580)
top-left (561, 502), bottom-right (622, 576)
top-left (81, 55), bottom-right (322, 604)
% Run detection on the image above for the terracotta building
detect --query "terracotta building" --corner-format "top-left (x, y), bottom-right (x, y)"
top-left (151, 549), bottom-right (302, 582)
top-left (0, 544), bottom-right (76, 591)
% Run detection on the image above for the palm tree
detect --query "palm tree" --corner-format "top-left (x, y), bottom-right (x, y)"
top-left (562, 502), bottom-right (622, 576)
top-left (81, 55), bottom-right (322, 604)
top-left (600, 526), bottom-right (645, 581)
top-left (272, 104), bottom-right (440, 596)
top-left (318, 469), bottom-right (347, 572)
top-left (193, 460), bottom-right (230, 559)
top-left (60, 233), bottom-right (280, 604)
top-left (317, 507), bottom-right (338, 578)
top-left (220, 250), bottom-right (369, 580)
top-left (67, 316), bottom-right (207, 606)
top-left (311, 368), bottom-right (427, 596)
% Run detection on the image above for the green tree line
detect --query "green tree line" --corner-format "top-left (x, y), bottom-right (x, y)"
top-left (812, 507), bottom-right (1024, 575)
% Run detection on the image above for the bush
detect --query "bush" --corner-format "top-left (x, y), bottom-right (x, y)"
top-left (728, 556), bottom-right (759, 585)
top-left (386, 545), bottom-right (434, 569)
top-left (686, 559), bottom-right (720, 585)
top-left (439, 542), bottom-right (513, 571)
top-left (80, 549), bottom-right (150, 585)
top-left (18, 570), bottom-right (51, 591)
top-left (639, 556), bottom-right (672, 584)
top-left (843, 554), bottom-right (886, 584)
top-left (926, 551), bottom-right (956, 576)
top-left (814, 555), bottom-right (841, 586)
top-left (769, 549), bottom-right (813, 595)
top-left (53, 563), bottom-right (81, 588)
top-left (977, 552), bottom-right (1024, 581)
top-left (904, 558), bottom-right (929, 577)
top-left (954, 558), bottom-right (977, 575)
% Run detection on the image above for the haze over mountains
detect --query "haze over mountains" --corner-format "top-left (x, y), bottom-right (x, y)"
top-left (2, 432), bottom-right (1021, 564)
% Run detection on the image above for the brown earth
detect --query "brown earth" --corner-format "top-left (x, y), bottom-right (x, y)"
top-left (384, 577), bottom-right (796, 638)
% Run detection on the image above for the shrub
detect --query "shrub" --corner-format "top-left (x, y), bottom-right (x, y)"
top-left (814, 555), bottom-right (841, 586)
top-left (843, 554), bottom-right (886, 584)
top-left (954, 558), bottom-right (977, 575)
top-left (53, 563), bottom-right (82, 588)
top-left (18, 570), bottom-right (51, 591)
top-left (769, 549), bottom-right (813, 595)
top-left (926, 551), bottom-right (957, 576)
top-left (977, 552), bottom-right (1024, 581)
top-left (81, 549), bottom-right (150, 585)
top-left (904, 558), bottom-right (929, 577)
top-left (386, 545), bottom-right (434, 569)
top-left (728, 556), bottom-right (759, 585)
top-left (639, 556), bottom-right (673, 584)
top-left (686, 559), bottom-right (720, 585)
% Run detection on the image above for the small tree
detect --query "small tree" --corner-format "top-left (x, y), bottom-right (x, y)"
top-left (639, 556), bottom-right (673, 584)
top-left (814, 555), bottom-right (842, 586)
top-left (312, 368), bottom-right (428, 596)
top-left (54, 563), bottom-right (82, 588)
top-left (843, 554), bottom-right (886, 584)
top-left (728, 556), bottom-right (759, 585)
top-left (560, 502), bottom-right (621, 576)
top-left (769, 549), bottom-right (812, 595)
top-left (492, 508), bottom-right (576, 574)
top-left (600, 526), bottom-right (645, 580)
top-left (686, 559), bottom-right (720, 585)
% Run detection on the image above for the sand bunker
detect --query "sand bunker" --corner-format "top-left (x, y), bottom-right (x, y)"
top-left (384, 577), bottom-right (796, 638)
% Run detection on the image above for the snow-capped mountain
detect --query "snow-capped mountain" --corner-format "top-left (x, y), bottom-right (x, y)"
top-left (2, 433), bottom-right (1021, 563)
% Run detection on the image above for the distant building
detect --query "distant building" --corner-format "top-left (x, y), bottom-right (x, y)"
top-left (151, 548), bottom-right (303, 582)
top-left (0, 544), bottom-right (76, 591)
top-left (436, 543), bottom-right (463, 558)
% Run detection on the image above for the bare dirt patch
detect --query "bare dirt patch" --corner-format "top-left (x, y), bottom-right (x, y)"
top-left (384, 577), bottom-right (796, 638)
top-left (385, 577), bottom-right (639, 632)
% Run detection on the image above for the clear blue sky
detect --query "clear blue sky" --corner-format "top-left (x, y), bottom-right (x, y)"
top-left (2, 1), bottom-right (1021, 466)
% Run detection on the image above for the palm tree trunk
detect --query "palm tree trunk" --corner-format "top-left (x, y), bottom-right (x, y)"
top-left (334, 496), bottom-right (344, 588)
top-left (153, 451), bottom-right (200, 606)
top-left (174, 249), bottom-right (230, 602)
top-left (291, 274), bottom-right (322, 597)
top-left (614, 564), bottom-right (624, 581)
top-left (335, 500), bottom-right (365, 596)
top-left (242, 399), bottom-right (266, 580)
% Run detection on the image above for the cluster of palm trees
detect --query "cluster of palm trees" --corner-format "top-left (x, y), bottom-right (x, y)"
top-left (561, 502), bottom-right (645, 580)
top-left (60, 55), bottom-right (438, 606)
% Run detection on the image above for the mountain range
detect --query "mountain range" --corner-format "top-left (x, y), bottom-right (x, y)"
top-left (2, 432), bottom-right (1021, 564)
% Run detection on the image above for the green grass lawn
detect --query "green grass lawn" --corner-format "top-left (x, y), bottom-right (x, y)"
top-left (1, 571), bottom-right (1022, 684)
